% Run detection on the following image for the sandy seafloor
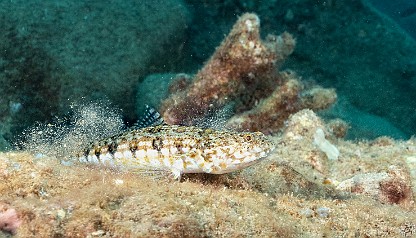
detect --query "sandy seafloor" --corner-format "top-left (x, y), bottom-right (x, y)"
top-left (0, 110), bottom-right (415, 237)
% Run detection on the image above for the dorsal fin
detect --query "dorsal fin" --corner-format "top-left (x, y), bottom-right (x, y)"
top-left (133, 105), bottom-right (165, 128)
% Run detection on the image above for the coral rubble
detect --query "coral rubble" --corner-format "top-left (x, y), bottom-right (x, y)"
top-left (337, 166), bottom-right (414, 209)
top-left (160, 13), bottom-right (335, 133)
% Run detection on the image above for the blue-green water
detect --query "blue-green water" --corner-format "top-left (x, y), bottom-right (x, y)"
top-left (1, 0), bottom-right (416, 151)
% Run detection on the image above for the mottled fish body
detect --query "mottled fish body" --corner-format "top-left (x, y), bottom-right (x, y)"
top-left (77, 124), bottom-right (275, 179)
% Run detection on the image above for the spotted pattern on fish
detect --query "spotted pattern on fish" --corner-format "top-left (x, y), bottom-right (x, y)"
top-left (77, 124), bottom-right (275, 179)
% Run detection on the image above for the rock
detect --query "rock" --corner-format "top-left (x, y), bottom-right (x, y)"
top-left (185, 0), bottom-right (416, 138)
top-left (336, 166), bottom-right (414, 208)
top-left (0, 0), bottom-right (190, 144)
top-left (283, 109), bottom-right (326, 143)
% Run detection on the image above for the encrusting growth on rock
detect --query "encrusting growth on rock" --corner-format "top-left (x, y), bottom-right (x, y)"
top-left (336, 166), bottom-right (414, 209)
top-left (160, 13), bottom-right (293, 125)
top-left (225, 72), bottom-right (337, 133)
top-left (161, 13), bottom-right (336, 133)
top-left (0, 203), bottom-right (21, 235)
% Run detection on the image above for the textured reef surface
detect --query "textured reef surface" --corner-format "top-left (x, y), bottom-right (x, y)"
top-left (1, 109), bottom-right (416, 237)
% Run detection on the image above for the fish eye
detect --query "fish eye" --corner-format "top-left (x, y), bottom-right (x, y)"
top-left (244, 135), bottom-right (252, 141)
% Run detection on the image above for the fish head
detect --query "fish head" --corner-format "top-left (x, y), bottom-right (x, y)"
top-left (207, 131), bottom-right (276, 174)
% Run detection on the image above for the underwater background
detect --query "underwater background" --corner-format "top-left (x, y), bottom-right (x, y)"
top-left (0, 0), bottom-right (415, 151)
top-left (1, 1), bottom-right (416, 237)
